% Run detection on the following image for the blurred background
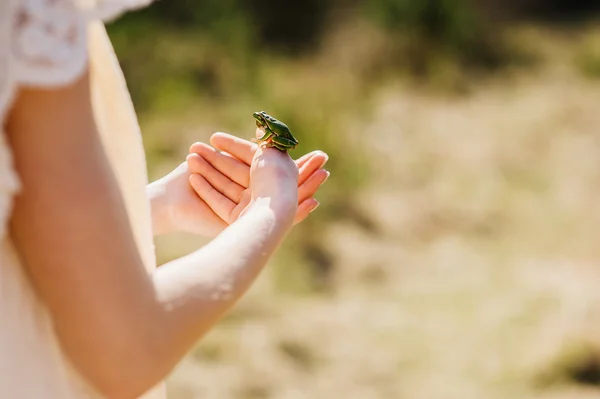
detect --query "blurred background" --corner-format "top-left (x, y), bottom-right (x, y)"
top-left (106, 1), bottom-right (600, 398)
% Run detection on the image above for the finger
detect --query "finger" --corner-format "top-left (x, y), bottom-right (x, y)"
top-left (189, 143), bottom-right (250, 188)
top-left (230, 190), bottom-right (252, 222)
top-left (253, 145), bottom-right (300, 184)
top-left (295, 150), bottom-right (329, 169)
top-left (187, 154), bottom-right (246, 203)
top-left (186, 200), bottom-right (229, 236)
top-left (210, 132), bottom-right (258, 165)
top-left (298, 152), bottom-right (329, 186)
top-left (298, 169), bottom-right (330, 204)
top-left (293, 198), bottom-right (320, 225)
top-left (188, 174), bottom-right (236, 223)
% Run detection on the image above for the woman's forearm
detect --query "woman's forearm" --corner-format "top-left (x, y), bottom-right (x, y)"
top-left (155, 199), bottom-right (292, 363)
top-left (102, 198), bottom-right (295, 398)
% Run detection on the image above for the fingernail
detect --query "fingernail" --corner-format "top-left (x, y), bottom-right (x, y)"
top-left (323, 170), bottom-right (330, 183)
top-left (319, 160), bottom-right (329, 170)
top-left (309, 201), bottom-right (320, 213)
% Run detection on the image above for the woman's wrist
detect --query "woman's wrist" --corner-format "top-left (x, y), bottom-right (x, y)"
top-left (244, 196), bottom-right (297, 230)
top-left (147, 179), bottom-right (173, 236)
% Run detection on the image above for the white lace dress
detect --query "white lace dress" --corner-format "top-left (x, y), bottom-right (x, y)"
top-left (0, 1), bottom-right (165, 398)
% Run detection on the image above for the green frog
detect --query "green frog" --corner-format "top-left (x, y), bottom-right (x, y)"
top-left (252, 111), bottom-right (299, 152)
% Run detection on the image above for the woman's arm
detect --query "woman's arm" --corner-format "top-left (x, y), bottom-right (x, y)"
top-left (6, 69), bottom-right (296, 398)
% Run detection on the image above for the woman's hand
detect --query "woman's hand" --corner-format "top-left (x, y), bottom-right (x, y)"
top-left (148, 132), bottom-right (329, 237)
top-left (187, 132), bottom-right (330, 226)
top-left (147, 161), bottom-right (229, 237)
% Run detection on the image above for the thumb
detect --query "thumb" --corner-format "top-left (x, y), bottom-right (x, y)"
top-left (251, 145), bottom-right (298, 179)
top-left (250, 146), bottom-right (298, 202)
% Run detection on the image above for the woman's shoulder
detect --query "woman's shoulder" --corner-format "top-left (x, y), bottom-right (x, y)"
top-left (0, 0), bottom-right (154, 124)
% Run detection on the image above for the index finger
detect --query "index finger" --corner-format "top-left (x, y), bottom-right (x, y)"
top-left (210, 132), bottom-right (257, 165)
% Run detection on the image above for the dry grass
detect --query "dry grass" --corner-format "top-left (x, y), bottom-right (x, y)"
top-left (153, 25), bottom-right (600, 399)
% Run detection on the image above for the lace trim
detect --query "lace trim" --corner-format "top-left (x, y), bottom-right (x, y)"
top-left (12, 0), bottom-right (153, 87)
top-left (1, 0), bottom-right (154, 118)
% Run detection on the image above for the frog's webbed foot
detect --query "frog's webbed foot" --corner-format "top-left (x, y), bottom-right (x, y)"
top-left (270, 136), bottom-right (297, 149)
top-left (263, 140), bottom-right (289, 152)
top-left (258, 128), bottom-right (273, 141)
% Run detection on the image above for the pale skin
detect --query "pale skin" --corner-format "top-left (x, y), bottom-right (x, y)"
top-left (149, 133), bottom-right (330, 237)
top-left (5, 69), bottom-right (329, 399)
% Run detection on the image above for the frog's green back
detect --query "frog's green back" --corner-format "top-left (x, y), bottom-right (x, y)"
top-left (271, 121), bottom-right (292, 136)
top-left (265, 115), bottom-right (294, 139)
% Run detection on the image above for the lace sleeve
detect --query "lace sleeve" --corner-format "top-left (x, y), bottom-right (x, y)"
top-left (0, 0), bottom-right (153, 122)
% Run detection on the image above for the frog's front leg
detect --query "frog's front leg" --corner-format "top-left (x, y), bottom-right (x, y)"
top-left (255, 120), bottom-right (267, 131)
top-left (253, 127), bottom-right (275, 143)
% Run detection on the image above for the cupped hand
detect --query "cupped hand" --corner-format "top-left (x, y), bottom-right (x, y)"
top-left (187, 132), bottom-right (330, 225)
top-left (148, 160), bottom-right (229, 237)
